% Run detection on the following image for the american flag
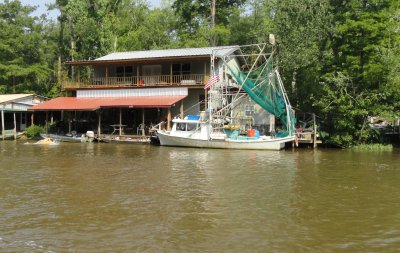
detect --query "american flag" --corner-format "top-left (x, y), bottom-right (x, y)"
top-left (204, 73), bottom-right (220, 90)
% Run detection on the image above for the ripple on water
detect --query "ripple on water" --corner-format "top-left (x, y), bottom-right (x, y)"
top-left (1, 143), bottom-right (400, 252)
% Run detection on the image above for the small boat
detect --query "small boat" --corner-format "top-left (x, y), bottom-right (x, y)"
top-left (98, 135), bottom-right (150, 144)
top-left (39, 132), bottom-right (94, 143)
top-left (35, 137), bottom-right (59, 145)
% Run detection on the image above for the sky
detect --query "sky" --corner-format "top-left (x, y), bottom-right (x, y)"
top-left (13, 0), bottom-right (162, 19)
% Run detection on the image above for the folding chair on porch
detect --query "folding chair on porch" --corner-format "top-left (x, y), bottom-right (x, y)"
top-left (136, 123), bottom-right (145, 135)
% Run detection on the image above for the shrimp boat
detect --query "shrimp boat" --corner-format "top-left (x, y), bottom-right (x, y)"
top-left (157, 42), bottom-right (296, 150)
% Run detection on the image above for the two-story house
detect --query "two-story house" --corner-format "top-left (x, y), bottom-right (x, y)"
top-left (30, 46), bottom-right (238, 136)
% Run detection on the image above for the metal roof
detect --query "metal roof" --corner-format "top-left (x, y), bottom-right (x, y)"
top-left (29, 96), bottom-right (187, 111)
top-left (0, 94), bottom-right (33, 104)
top-left (95, 46), bottom-right (239, 62)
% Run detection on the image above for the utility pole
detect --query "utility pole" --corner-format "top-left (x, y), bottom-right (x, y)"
top-left (210, 0), bottom-right (216, 46)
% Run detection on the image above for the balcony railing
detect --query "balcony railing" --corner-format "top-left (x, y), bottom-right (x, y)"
top-left (63, 74), bottom-right (208, 89)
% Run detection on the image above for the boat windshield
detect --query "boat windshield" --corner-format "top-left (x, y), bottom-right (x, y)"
top-left (177, 123), bottom-right (198, 131)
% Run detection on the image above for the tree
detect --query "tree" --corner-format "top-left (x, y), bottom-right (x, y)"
top-left (227, 0), bottom-right (273, 45)
top-left (314, 0), bottom-right (400, 146)
top-left (0, 0), bottom-right (58, 95)
top-left (172, 0), bottom-right (244, 46)
top-left (115, 1), bottom-right (177, 50)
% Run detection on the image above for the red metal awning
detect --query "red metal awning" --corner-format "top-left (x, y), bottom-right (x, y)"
top-left (29, 96), bottom-right (187, 111)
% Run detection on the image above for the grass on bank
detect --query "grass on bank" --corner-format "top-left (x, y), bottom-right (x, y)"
top-left (351, 143), bottom-right (393, 151)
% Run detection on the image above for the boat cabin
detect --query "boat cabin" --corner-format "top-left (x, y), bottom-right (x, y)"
top-left (170, 116), bottom-right (209, 140)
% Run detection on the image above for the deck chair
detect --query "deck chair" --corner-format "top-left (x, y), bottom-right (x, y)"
top-left (136, 123), bottom-right (145, 135)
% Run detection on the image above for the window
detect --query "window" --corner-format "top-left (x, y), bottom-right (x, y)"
top-left (172, 64), bottom-right (181, 75)
top-left (125, 66), bottom-right (133, 76)
top-left (245, 104), bottom-right (255, 116)
top-left (177, 123), bottom-right (186, 131)
top-left (182, 63), bottom-right (190, 74)
top-left (116, 66), bottom-right (124, 77)
top-left (177, 123), bottom-right (198, 131)
top-left (172, 63), bottom-right (191, 75)
top-left (186, 123), bottom-right (198, 131)
top-left (116, 66), bottom-right (133, 77)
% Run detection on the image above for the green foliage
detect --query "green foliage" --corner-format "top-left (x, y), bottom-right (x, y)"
top-left (0, 0), bottom-right (58, 95)
top-left (1, 0), bottom-right (399, 148)
top-left (313, 72), bottom-right (382, 147)
top-left (24, 124), bottom-right (45, 139)
top-left (313, 0), bottom-right (400, 147)
top-left (172, 0), bottom-right (245, 46)
top-left (352, 143), bottom-right (393, 152)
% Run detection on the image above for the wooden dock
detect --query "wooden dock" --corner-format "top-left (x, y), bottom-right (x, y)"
top-left (295, 113), bottom-right (322, 148)
top-left (297, 132), bottom-right (322, 147)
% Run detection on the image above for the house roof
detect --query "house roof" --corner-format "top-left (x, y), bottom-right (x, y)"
top-left (65, 46), bottom-right (239, 65)
top-left (29, 96), bottom-right (187, 111)
top-left (0, 94), bottom-right (33, 104)
top-left (95, 46), bottom-right (239, 61)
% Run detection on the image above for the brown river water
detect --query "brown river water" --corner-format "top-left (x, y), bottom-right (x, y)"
top-left (0, 141), bottom-right (400, 252)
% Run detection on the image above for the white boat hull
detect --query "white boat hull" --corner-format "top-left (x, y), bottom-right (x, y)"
top-left (157, 131), bottom-right (293, 150)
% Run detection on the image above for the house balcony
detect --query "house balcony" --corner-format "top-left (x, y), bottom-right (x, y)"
top-left (63, 74), bottom-right (208, 90)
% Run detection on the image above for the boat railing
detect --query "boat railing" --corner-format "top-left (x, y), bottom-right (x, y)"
top-left (151, 122), bottom-right (163, 132)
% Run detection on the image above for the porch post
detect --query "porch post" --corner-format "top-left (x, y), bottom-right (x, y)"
top-left (170, 63), bottom-right (173, 85)
top-left (105, 66), bottom-right (109, 85)
top-left (97, 110), bottom-right (101, 138)
top-left (31, 112), bottom-right (34, 126)
top-left (61, 110), bottom-right (64, 121)
top-left (119, 108), bottom-right (122, 136)
top-left (1, 110), bottom-right (4, 140)
top-left (13, 112), bottom-right (16, 140)
top-left (180, 100), bottom-right (184, 119)
top-left (204, 62), bottom-right (207, 84)
top-left (167, 108), bottom-right (172, 131)
top-left (205, 90), bottom-right (208, 110)
top-left (51, 112), bottom-right (54, 124)
top-left (142, 108), bottom-right (145, 136)
top-left (68, 113), bottom-right (72, 134)
top-left (74, 111), bottom-right (77, 131)
top-left (136, 66), bottom-right (140, 85)
top-left (45, 111), bottom-right (49, 134)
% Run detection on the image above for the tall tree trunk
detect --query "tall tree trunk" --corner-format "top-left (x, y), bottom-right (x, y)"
top-left (210, 0), bottom-right (216, 46)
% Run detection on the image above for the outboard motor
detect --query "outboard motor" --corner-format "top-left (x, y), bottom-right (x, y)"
top-left (86, 131), bottom-right (95, 142)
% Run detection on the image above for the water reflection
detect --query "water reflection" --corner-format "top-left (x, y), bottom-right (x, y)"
top-left (291, 149), bottom-right (400, 252)
top-left (0, 142), bottom-right (400, 252)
